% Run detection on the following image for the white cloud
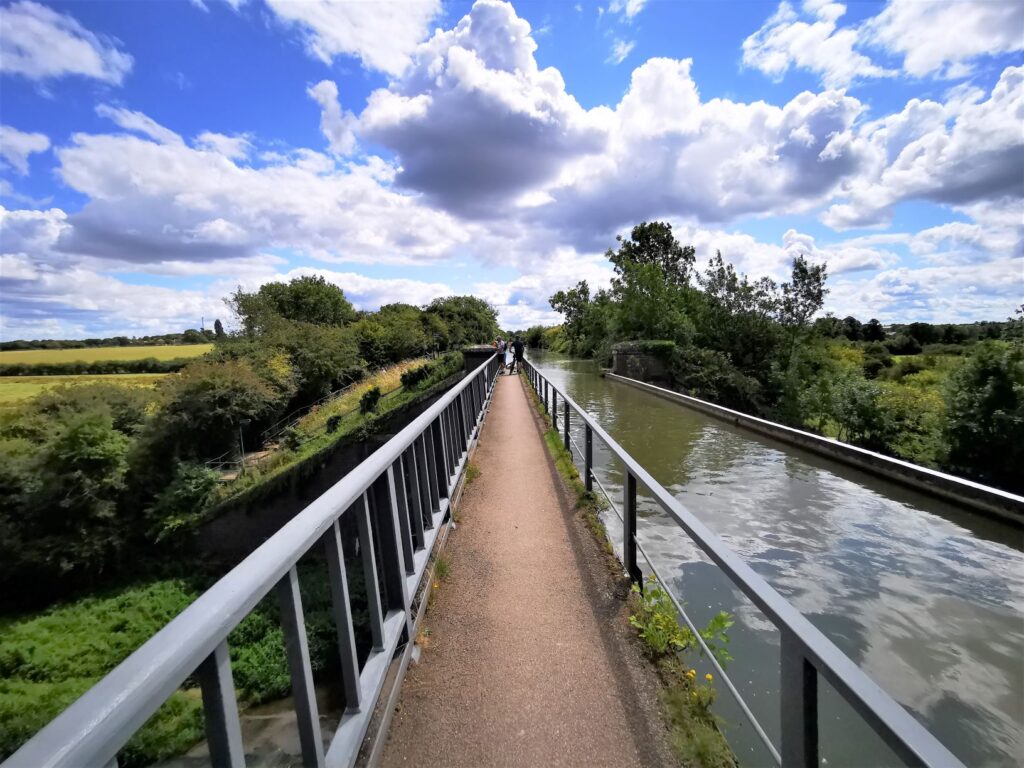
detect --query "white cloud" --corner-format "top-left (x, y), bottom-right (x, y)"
top-left (358, 0), bottom-right (607, 217)
top-left (0, 125), bottom-right (50, 174)
top-left (742, 1), bottom-right (894, 88)
top-left (607, 39), bottom-right (635, 65)
top-left (823, 66), bottom-right (1024, 229)
top-left (608, 0), bottom-right (648, 20)
top-left (53, 125), bottom-right (471, 266)
top-left (0, 1), bottom-right (132, 84)
top-left (95, 104), bottom-right (183, 145)
top-left (264, 0), bottom-right (440, 76)
top-left (195, 132), bottom-right (252, 160)
top-left (864, 0), bottom-right (1024, 79)
top-left (307, 80), bottom-right (357, 156)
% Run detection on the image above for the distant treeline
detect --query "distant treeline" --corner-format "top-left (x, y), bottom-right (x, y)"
top-left (0, 358), bottom-right (194, 377)
top-left (0, 328), bottom-right (219, 351)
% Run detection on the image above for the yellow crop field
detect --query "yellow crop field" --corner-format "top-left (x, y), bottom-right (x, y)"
top-left (0, 344), bottom-right (212, 364)
top-left (0, 374), bottom-right (169, 405)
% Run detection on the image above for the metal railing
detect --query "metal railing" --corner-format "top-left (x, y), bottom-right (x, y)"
top-left (523, 359), bottom-right (965, 768)
top-left (6, 354), bottom-right (501, 768)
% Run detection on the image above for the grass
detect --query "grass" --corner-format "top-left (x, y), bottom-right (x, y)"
top-left (434, 555), bottom-right (451, 581)
top-left (464, 461), bottom-right (482, 486)
top-left (0, 373), bottom-right (169, 405)
top-left (525, 376), bottom-right (736, 768)
top-left (0, 564), bottom-right (361, 766)
top-left (0, 345), bottom-right (212, 365)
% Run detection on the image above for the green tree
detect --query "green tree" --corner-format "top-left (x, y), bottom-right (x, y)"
top-left (863, 319), bottom-right (886, 342)
top-left (213, 318), bottom-right (226, 339)
top-left (229, 275), bottom-right (357, 334)
top-left (424, 296), bottom-right (499, 347)
top-left (944, 341), bottom-right (1024, 492)
top-left (607, 221), bottom-right (696, 286)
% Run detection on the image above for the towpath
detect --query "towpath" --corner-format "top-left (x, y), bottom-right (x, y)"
top-left (380, 372), bottom-right (673, 767)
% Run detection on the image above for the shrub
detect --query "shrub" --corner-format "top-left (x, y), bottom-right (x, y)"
top-left (359, 385), bottom-right (382, 413)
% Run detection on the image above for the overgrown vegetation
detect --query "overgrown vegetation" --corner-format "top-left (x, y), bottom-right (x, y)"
top-left (0, 276), bottom-right (497, 609)
top-left (0, 563), bottom-right (364, 766)
top-left (529, 221), bottom-right (1023, 494)
top-left (527, 378), bottom-right (737, 767)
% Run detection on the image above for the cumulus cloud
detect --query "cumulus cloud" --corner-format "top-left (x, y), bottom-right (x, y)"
top-left (307, 80), bottom-right (357, 156)
top-left (864, 0), bottom-right (1024, 79)
top-left (0, 1), bottom-right (133, 84)
top-left (359, 0), bottom-right (607, 217)
top-left (0, 125), bottom-right (50, 174)
top-left (823, 66), bottom-right (1024, 229)
top-left (264, 0), bottom-right (440, 76)
top-left (533, 57), bottom-right (869, 246)
top-left (743, 1), bottom-right (893, 88)
top-left (51, 112), bottom-right (470, 265)
top-left (744, 0), bottom-right (1024, 87)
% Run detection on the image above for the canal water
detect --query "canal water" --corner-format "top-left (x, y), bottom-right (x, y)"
top-left (528, 352), bottom-right (1023, 768)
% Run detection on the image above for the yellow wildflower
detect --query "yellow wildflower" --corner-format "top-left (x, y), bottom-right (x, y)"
top-left (705, 673), bottom-right (713, 682)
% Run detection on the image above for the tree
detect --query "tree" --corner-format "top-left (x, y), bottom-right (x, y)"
top-left (841, 316), bottom-right (863, 341)
top-left (214, 318), bottom-right (226, 339)
top-left (944, 341), bottom-right (1024, 492)
top-left (863, 319), bottom-right (885, 342)
top-left (182, 328), bottom-right (206, 344)
top-left (229, 275), bottom-right (357, 334)
top-left (607, 221), bottom-right (696, 287)
top-left (424, 296), bottom-right (499, 347)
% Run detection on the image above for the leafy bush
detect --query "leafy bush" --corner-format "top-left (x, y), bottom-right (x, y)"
top-left (0, 357), bottom-right (192, 377)
top-left (146, 462), bottom-right (221, 542)
top-left (359, 385), bottom-right (382, 413)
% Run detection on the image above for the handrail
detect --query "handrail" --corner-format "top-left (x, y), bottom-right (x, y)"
top-left (6, 354), bottom-right (500, 768)
top-left (523, 359), bottom-right (965, 768)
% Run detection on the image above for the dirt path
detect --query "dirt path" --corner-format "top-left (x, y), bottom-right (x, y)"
top-left (380, 373), bottom-right (673, 768)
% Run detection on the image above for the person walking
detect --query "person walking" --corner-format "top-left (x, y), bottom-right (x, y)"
top-left (495, 337), bottom-right (507, 374)
top-left (510, 335), bottom-right (525, 374)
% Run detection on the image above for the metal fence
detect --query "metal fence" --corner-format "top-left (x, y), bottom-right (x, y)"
top-left (6, 354), bottom-right (501, 768)
top-left (523, 360), bottom-right (964, 768)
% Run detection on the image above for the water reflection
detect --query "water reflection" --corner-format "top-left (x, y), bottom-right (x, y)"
top-left (530, 352), bottom-right (1024, 767)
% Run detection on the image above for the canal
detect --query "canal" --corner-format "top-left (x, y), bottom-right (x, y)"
top-left (528, 352), bottom-right (1023, 767)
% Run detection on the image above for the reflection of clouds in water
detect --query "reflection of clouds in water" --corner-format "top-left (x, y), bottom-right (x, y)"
top-left (532, 354), bottom-right (1024, 766)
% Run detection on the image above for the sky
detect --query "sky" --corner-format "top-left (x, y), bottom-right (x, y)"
top-left (0, 0), bottom-right (1022, 339)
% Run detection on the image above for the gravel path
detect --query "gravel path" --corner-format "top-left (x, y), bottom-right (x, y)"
top-left (380, 373), bottom-right (674, 768)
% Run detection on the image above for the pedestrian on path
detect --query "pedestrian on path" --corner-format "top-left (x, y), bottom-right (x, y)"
top-left (510, 336), bottom-right (525, 374)
top-left (495, 337), bottom-right (507, 374)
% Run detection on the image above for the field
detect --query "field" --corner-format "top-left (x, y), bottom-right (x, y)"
top-left (0, 344), bottom-right (212, 365)
top-left (0, 374), bottom-right (168, 405)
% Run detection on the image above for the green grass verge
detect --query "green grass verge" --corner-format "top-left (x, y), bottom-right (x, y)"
top-left (524, 377), bottom-right (736, 768)
top-left (0, 373), bottom-right (168, 405)
top-left (0, 565), bottom-right (364, 766)
top-left (0, 345), bottom-right (211, 365)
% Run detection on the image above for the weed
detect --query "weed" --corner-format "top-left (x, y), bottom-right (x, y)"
top-left (464, 461), bottom-right (481, 485)
top-left (435, 555), bottom-right (451, 581)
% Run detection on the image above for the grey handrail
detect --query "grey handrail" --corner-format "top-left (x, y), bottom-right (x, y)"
top-left (6, 354), bottom-right (500, 768)
top-left (523, 359), bottom-right (964, 768)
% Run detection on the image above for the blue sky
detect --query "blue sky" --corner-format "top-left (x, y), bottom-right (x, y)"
top-left (0, 0), bottom-right (1021, 339)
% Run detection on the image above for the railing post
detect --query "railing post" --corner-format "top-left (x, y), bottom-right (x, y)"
top-left (552, 389), bottom-right (558, 431)
top-left (356, 493), bottom-right (385, 651)
top-left (197, 640), bottom-right (245, 768)
top-left (393, 457), bottom-right (415, 575)
top-left (418, 434), bottom-right (437, 521)
top-left (623, 470), bottom-right (641, 583)
top-left (544, 380), bottom-right (549, 413)
top-left (325, 519), bottom-right (362, 712)
top-left (374, 465), bottom-right (413, 637)
top-left (276, 567), bottom-right (326, 768)
top-left (563, 399), bottom-right (570, 454)
top-left (404, 446), bottom-right (426, 548)
top-left (781, 632), bottom-right (819, 768)
top-left (584, 424), bottom-right (593, 493)
top-left (431, 418), bottom-right (449, 500)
